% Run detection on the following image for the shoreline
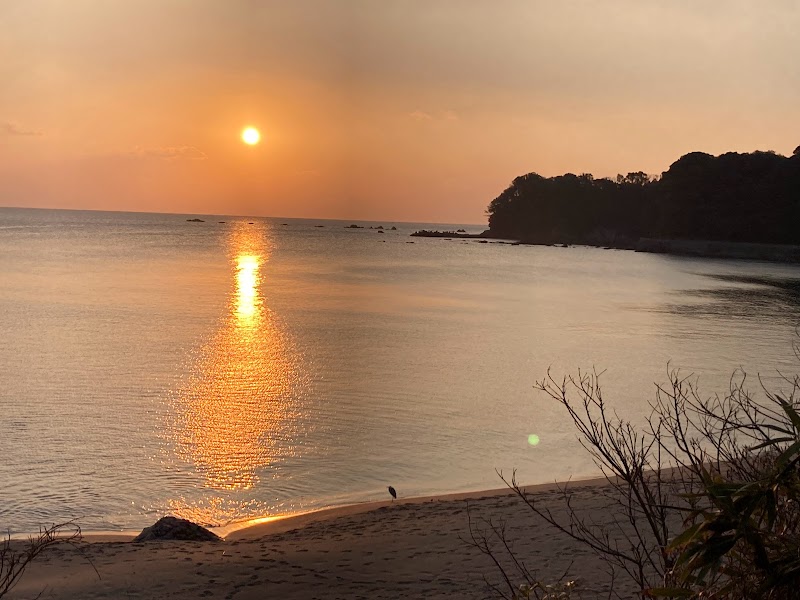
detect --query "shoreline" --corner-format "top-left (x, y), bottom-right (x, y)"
top-left (72, 474), bottom-right (610, 544)
top-left (413, 228), bottom-right (800, 264)
top-left (224, 475), bottom-right (611, 541)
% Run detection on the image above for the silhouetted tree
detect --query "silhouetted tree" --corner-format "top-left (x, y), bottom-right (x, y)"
top-left (487, 148), bottom-right (800, 246)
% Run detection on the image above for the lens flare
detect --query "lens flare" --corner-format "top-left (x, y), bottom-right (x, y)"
top-left (527, 434), bottom-right (541, 447)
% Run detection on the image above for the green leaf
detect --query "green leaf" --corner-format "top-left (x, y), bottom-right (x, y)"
top-left (668, 523), bottom-right (705, 550)
top-left (699, 534), bottom-right (738, 563)
top-left (776, 440), bottom-right (800, 469)
top-left (751, 436), bottom-right (796, 450)
top-left (777, 396), bottom-right (800, 433)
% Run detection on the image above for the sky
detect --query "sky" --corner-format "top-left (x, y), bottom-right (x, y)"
top-left (1, 1), bottom-right (798, 223)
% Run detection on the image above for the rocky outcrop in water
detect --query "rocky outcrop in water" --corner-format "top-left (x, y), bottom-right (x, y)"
top-left (410, 229), bottom-right (489, 239)
top-left (132, 517), bottom-right (221, 542)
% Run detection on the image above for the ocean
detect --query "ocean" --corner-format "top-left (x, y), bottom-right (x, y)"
top-left (2, 207), bottom-right (799, 534)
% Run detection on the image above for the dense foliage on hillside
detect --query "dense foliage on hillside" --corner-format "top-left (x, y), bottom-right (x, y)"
top-left (487, 147), bottom-right (800, 245)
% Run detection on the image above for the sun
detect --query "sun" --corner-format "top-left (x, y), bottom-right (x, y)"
top-left (241, 127), bottom-right (260, 145)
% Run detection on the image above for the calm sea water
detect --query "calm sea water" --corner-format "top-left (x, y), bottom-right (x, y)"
top-left (2, 207), bottom-right (800, 533)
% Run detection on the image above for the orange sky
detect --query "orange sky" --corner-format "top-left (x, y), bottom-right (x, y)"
top-left (1, 1), bottom-right (798, 223)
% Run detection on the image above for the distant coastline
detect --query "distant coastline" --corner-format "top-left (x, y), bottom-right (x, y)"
top-left (413, 145), bottom-right (800, 263)
top-left (479, 146), bottom-right (800, 261)
top-left (411, 229), bottom-right (800, 263)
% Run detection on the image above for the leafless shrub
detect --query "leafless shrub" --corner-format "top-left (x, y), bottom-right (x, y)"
top-left (466, 504), bottom-right (577, 599)
top-left (473, 361), bottom-right (800, 599)
top-left (0, 521), bottom-right (86, 598)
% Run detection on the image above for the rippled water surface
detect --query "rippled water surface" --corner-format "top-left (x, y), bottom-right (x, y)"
top-left (2, 207), bottom-right (800, 533)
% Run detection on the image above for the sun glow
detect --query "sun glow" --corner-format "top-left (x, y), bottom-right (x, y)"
top-left (241, 127), bottom-right (260, 145)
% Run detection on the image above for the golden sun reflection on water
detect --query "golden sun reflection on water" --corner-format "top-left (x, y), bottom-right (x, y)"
top-left (236, 255), bottom-right (260, 323)
top-left (167, 223), bottom-right (307, 526)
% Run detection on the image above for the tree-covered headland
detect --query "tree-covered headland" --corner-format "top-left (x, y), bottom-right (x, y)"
top-left (487, 147), bottom-right (800, 247)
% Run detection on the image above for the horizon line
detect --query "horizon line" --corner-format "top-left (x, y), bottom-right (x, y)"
top-left (0, 204), bottom-right (488, 228)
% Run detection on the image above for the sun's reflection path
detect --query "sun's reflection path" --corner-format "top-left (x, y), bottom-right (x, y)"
top-left (236, 255), bottom-right (260, 324)
top-left (166, 222), bottom-right (308, 526)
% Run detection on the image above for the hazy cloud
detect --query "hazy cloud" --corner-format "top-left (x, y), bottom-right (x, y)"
top-left (2, 121), bottom-right (43, 136)
top-left (409, 110), bottom-right (434, 121)
top-left (408, 110), bottom-right (459, 122)
top-left (130, 145), bottom-right (208, 160)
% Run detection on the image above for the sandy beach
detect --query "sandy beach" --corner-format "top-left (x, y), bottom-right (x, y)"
top-left (6, 477), bottom-right (639, 600)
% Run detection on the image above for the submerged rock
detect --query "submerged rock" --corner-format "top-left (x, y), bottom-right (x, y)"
top-left (132, 517), bottom-right (221, 542)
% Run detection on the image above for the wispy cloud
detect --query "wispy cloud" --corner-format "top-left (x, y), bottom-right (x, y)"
top-left (409, 110), bottom-right (434, 121)
top-left (129, 145), bottom-right (208, 160)
top-left (2, 121), bottom-right (43, 136)
top-left (442, 110), bottom-right (460, 122)
top-left (408, 110), bottom-right (459, 122)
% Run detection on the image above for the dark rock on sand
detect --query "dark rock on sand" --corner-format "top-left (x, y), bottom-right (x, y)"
top-left (133, 517), bottom-right (221, 542)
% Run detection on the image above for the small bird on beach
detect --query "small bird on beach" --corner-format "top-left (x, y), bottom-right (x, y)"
top-left (387, 486), bottom-right (397, 502)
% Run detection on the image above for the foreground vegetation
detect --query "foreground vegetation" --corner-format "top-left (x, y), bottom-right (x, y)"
top-left (475, 358), bottom-right (800, 599)
top-left (0, 523), bottom-right (86, 598)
